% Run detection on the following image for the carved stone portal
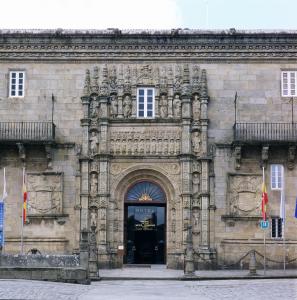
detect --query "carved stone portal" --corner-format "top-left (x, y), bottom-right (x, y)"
top-left (27, 172), bottom-right (63, 215)
top-left (228, 174), bottom-right (262, 217)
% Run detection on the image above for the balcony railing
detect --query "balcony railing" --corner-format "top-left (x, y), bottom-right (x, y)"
top-left (234, 122), bottom-right (297, 143)
top-left (0, 121), bottom-right (55, 143)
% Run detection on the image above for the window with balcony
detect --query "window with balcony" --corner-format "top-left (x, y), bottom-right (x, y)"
top-left (9, 71), bottom-right (25, 97)
top-left (281, 71), bottom-right (296, 97)
top-left (137, 88), bottom-right (154, 118)
top-left (271, 164), bottom-right (283, 190)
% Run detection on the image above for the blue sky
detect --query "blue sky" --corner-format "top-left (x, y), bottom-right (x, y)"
top-left (179, 0), bottom-right (297, 29)
top-left (0, 0), bottom-right (295, 30)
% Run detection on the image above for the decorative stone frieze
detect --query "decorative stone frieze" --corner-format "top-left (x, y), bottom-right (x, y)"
top-left (109, 128), bottom-right (181, 156)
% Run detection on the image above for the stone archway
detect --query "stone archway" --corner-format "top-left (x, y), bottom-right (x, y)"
top-left (111, 167), bottom-right (177, 267)
top-left (124, 180), bottom-right (166, 264)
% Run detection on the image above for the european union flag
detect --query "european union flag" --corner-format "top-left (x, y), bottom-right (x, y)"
top-left (295, 198), bottom-right (297, 218)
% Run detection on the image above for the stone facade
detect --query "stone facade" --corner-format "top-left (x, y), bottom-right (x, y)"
top-left (0, 29), bottom-right (297, 269)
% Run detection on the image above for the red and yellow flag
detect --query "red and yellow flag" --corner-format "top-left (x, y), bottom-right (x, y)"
top-left (22, 169), bottom-right (27, 224)
top-left (261, 182), bottom-right (268, 221)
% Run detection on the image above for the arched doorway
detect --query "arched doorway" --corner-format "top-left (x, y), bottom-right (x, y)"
top-left (124, 181), bottom-right (166, 264)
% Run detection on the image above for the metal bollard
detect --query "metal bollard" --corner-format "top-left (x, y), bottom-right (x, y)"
top-left (249, 250), bottom-right (257, 276)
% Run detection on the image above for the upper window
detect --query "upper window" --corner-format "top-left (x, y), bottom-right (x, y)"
top-left (9, 71), bottom-right (25, 97)
top-left (281, 71), bottom-right (296, 97)
top-left (271, 164), bottom-right (283, 190)
top-left (137, 88), bottom-right (154, 118)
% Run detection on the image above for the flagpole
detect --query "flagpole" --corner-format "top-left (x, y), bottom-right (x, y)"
top-left (283, 220), bottom-right (286, 272)
top-left (282, 165), bottom-right (286, 272)
top-left (2, 168), bottom-right (6, 253)
top-left (262, 166), bottom-right (266, 276)
top-left (21, 167), bottom-right (24, 254)
top-left (280, 166), bottom-right (286, 272)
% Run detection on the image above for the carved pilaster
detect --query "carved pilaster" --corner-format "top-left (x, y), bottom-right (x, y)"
top-left (200, 160), bottom-right (210, 249)
top-left (234, 146), bottom-right (242, 170)
top-left (89, 224), bottom-right (98, 278)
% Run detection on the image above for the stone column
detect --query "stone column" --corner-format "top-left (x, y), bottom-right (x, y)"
top-left (199, 70), bottom-right (213, 263)
top-left (80, 96), bottom-right (91, 232)
top-left (97, 94), bottom-right (111, 267)
top-left (180, 66), bottom-right (195, 275)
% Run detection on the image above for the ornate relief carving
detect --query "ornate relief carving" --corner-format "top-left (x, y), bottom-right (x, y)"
top-left (27, 172), bottom-right (63, 215)
top-left (82, 64), bottom-right (206, 122)
top-left (228, 174), bottom-right (262, 216)
top-left (110, 128), bottom-right (181, 156)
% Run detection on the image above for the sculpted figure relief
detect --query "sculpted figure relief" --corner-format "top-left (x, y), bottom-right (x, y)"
top-left (192, 94), bottom-right (200, 121)
top-left (90, 208), bottom-right (98, 227)
top-left (90, 131), bottom-right (98, 156)
top-left (159, 94), bottom-right (168, 118)
top-left (90, 173), bottom-right (98, 195)
top-left (173, 94), bottom-right (181, 118)
top-left (90, 97), bottom-right (98, 118)
top-left (110, 94), bottom-right (118, 118)
top-left (192, 131), bottom-right (201, 155)
top-left (123, 95), bottom-right (132, 118)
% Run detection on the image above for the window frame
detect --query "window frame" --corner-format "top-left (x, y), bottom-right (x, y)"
top-left (281, 71), bottom-right (297, 97)
top-left (136, 87), bottom-right (155, 119)
top-left (271, 217), bottom-right (283, 239)
top-left (9, 71), bottom-right (25, 98)
top-left (270, 164), bottom-right (283, 190)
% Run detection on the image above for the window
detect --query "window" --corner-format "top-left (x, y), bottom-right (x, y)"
top-left (137, 88), bottom-right (154, 118)
top-left (9, 71), bottom-right (25, 97)
top-left (271, 217), bottom-right (283, 238)
top-left (271, 164), bottom-right (283, 190)
top-left (281, 71), bottom-right (296, 97)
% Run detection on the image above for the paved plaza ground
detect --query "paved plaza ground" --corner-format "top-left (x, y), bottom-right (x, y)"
top-left (0, 278), bottom-right (296, 300)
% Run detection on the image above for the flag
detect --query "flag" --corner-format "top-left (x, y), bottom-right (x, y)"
top-left (261, 172), bottom-right (268, 221)
top-left (22, 168), bottom-right (27, 225)
top-left (1, 168), bottom-right (8, 202)
top-left (295, 198), bottom-right (297, 218)
top-left (280, 166), bottom-right (285, 224)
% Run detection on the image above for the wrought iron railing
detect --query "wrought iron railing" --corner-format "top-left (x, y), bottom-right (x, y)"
top-left (234, 123), bottom-right (297, 143)
top-left (0, 121), bottom-right (55, 143)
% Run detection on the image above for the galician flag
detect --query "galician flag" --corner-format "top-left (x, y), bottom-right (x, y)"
top-left (22, 168), bottom-right (27, 224)
top-left (261, 168), bottom-right (268, 221)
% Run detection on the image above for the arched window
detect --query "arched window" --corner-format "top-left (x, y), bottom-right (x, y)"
top-left (125, 181), bottom-right (166, 203)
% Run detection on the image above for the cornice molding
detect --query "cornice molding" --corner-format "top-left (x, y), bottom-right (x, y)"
top-left (1, 29), bottom-right (297, 61)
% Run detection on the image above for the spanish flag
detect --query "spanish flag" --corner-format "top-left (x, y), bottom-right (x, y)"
top-left (261, 169), bottom-right (268, 221)
top-left (22, 168), bottom-right (27, 225)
